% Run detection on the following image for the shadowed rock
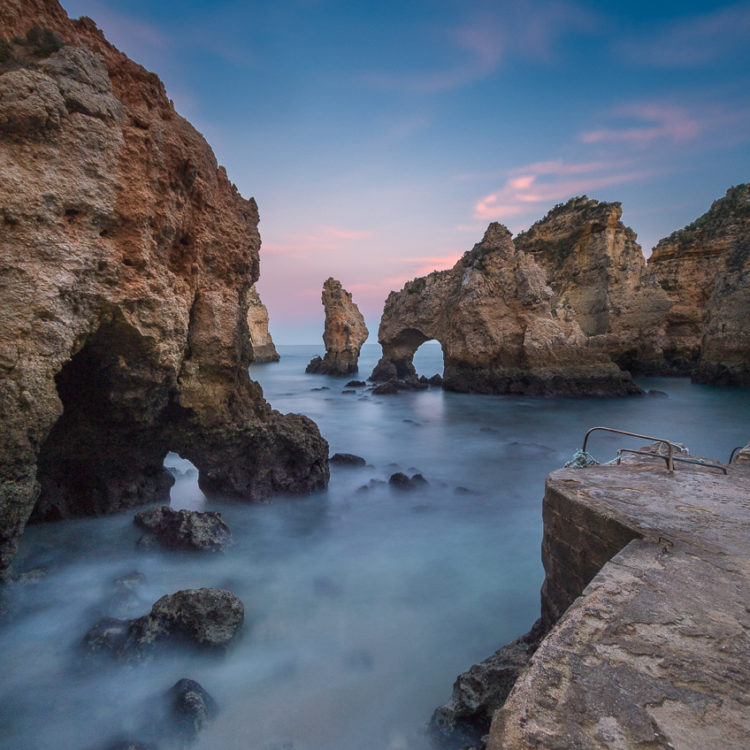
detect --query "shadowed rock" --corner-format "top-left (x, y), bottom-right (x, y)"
top-left (329, 453), bottom-right (366, 466)
top-left (306, 278), bottom-right (369, 375)
top-left (133, 506), bottom-right (231, 551)
top-left (167, 678), bottom-right (219, 743)
top-left (0, 1), bottom-right (328, 575)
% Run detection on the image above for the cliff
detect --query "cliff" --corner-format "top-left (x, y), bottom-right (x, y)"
top-left (372, 223), bottom-right (640, 396)
top-left (648, 184), bottom-right (750, 384)
top-left (487, 450), bottom-right (750, 748)
top-left (247, 284), bottom-right (279, 362)
top-left (306, 277), bottom-right (369, 375)
top-left (515, 197), bottom-right (672, 374)
top-left (0, 0), bottom-right (328, 575)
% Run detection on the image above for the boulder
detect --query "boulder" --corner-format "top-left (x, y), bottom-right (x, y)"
top-left (83, 588), bottom-right (244, 658)
top-left (329, 453), bottom-right (366, 466)
top-left (306, 278), bottom-right (369, 375)
top-left (167, 678), bottom-right (218, 743)
top-left (133, 506), bottom-right (231, 551)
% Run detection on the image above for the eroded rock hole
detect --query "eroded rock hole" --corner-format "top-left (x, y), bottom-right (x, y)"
top-left (31, 319), bottom-right (173, 523)
top-left (412, 338), bottom-right (444, 382)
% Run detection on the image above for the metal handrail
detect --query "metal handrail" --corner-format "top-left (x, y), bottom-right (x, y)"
top-left (615, 448), bottom-right (727, 475)
top-left (582, 426), bottom-right (682, 472)
top-left (729, 446), bottom-right (745, 464)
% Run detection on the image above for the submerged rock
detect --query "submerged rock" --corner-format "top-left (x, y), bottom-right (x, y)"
top-left (133, 506), bottom-right (231, 551)
top-left (83, 588), bottom-right (244, 659)
top-left (306, 278), bottom-right (369, 375)
top-left (0, 0), bottom-right (328, 575)
top-left (345, 380), bottom-right (366, 387)
top-left (167, 678), bottom-right (219, 743)
top-left (372, 382), bottom-right (399, 395)
top-left (329, 453), bottom-right (366, 466)
top-left (388, 472), bottom-right (427, 491)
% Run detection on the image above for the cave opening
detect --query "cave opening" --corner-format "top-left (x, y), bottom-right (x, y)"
top-left (31, 317), bottom-right (173, 524)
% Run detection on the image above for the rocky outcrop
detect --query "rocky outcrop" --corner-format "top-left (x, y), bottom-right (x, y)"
top-left (515, 197), bottom-right (672, 374)
top-left (306, 277), bottom-right (369, 375)
top-left (648, 184), bottom-right (750, 384)
top-left (372, 223), bottom-right (641, 396)
top-left (437, 450), bottom-right (750, 749)
top-left (84, 587), bottom-right (244, 658)
top-left (133, 506), bottom-right (231, 551)
top-left (247, 284), bottom-right (280, 362)
top-left (0, 1), bottom-right (328, 575)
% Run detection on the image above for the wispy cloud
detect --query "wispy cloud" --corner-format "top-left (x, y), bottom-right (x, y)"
top-left (397, 255), bottom-right (462, 276)
top-left (364, 1), bottom-right (597, 93)
top-left (619, 3), bottom-right (750, 66)
top-left (262, 225), bottom-right (373, 256)
top-left (581, 104), bottom-right (701, 147)
top-left (473, 159), bottom-right (647, 221)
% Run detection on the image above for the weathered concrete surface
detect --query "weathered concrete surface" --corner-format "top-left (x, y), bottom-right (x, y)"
top-left (488, 452), bottom-right (750, 750)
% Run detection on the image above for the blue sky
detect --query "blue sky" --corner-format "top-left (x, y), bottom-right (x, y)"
top-left (61, 0), bottom-right (750, 342)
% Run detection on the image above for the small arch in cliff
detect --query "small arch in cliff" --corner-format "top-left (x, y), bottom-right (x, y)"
top-left (31, 316), bottom-right (173, 523)
top-left (163, 452), bottom-right (206, 510)
top-left (413, 339), bottom-right (445, 380)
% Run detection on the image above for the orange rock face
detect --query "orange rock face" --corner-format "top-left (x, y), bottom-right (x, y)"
top-left (0, 0), bottom-right (328, 574)
top-left (247, 284), bottom-right (280, 363)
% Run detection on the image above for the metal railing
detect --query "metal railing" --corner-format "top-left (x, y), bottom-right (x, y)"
top-left (581, 426), bottom-right (728, 475)
top-left (729, 446), bottom-right (746, 464)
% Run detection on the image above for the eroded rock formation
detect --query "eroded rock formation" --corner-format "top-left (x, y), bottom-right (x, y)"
top-left (372, 223), bottom-right (640, 396)
top-left (306, 277), bottom-right (369, 375)
top-left (515, 197), bottom-right (672, 374)
top-left (648, 184), bottom-right (750, 384)
top-left (0, 0), bottom-right (328, 575)
top-left (246, 284), bottom-right (279, 362)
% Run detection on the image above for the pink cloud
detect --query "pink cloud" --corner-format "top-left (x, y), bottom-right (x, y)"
top-left (473, 160), bottom-right (650, 221)
top-left (262, 225), bottom-right (373, 256)
top-left (398, 255), bottom-right (462, 276)
top-left (581, 104), bottom-right (701, 147)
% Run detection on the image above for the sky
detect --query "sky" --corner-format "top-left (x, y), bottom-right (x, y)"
top-left (60, 0), bottom-right (750, 343)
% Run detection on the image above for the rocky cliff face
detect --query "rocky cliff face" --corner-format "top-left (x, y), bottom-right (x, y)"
top-left (306, 277), bottom-right (369, 375)
top-left (515, 197), bottom-right (672, 374)
top-left (648, 184), bottom-right (750, 384)
top-left (0, 0), bottom-right (328, 575)
top-left (372, 223), bottom-right (640, 396)
top-left (246, 284), bottom-right (279, 362)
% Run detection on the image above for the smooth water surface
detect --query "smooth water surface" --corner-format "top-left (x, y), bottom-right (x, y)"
top-left (2, 343), bottom-right (749, 749)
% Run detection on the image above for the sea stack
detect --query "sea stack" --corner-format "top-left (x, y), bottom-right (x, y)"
top-left (371, 223), bottom-right (640, 396)
top-left (648, 183), bottom-right (750, 385)
top-left (0, 1), bottom-right (329, 575)
top-left (306, 277), bottom-right (369, 375)
top-left (246, 284), bottom-right (280, 362)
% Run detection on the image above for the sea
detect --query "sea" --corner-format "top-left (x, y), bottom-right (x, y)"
top-left (1, 342), bottom-right (748, 750)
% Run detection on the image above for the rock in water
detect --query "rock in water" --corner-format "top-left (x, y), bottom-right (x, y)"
top-left (0, 2), bottom-right (329, 575)
top-left (167, 678), bottom-right (219, 743)
top-left (133, 506), bottom-right (231, 551)
top-left (84, 588), bottom-right (244, 659)
top-left (648, 184), bottom-right (750, 385)
top-left (329, 453), bottom-right (366, 466)
top-left (372, 222), bottom-right (641, 396)
top-left (247, 284), bottom-right (280, 362)
top-left (306, 278), bottom-right (369, 375)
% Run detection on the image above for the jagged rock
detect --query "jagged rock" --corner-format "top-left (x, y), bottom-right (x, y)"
top-left (0, 2), bottom-right (329, 573)
top-left (133, 506), bottom-right (231, 551)
top-left (649, 184), bottom-right (750, 384)
top-left (329, 453), bottom-right (366, 466)
top-left (428, 373), bottom-right (443, 386)
top-left (429, 621), bottom-right (544, 748)
top-left (167, 678), bottom-right (218, 743)
top-left (372, 381), bottom-right (399, 395)
top-left (306, 278), bottom-right (368, 375)
top-left (514, 196), bottom-right (673, 374)
top-left (372, 222), bottom-right (641, 397)
top-left (247, 284), bottom-right (280, 362)
top-left (83, 588), bottom-right (244, 658)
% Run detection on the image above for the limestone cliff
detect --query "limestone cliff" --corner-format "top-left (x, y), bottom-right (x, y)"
top-left (306, 277), bottom-right (369, 375)
top-left (372, 223), bottom-right (640, 396)
top-left (515, 197), bottom-right (672, 374)
top-left (648, 184), bottom-right (750, 384)
top-left (247, 284), bottom-right (279, 362)
top-left (0, 0), bottom-right (328, 575)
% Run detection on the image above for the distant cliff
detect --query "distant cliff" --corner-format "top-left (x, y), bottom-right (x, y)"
top-left (649, 184), bottom-right (750, 385)
top-left (247, 284), bottom-right (280, 362)
top-left (0, 0), bottom-right (328, 574)
top-left (372, 222), bottom-right (640, 396)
